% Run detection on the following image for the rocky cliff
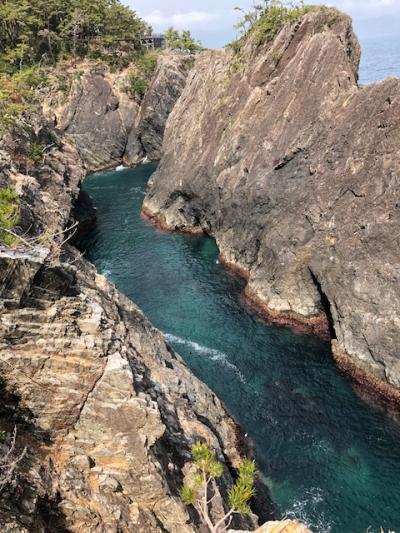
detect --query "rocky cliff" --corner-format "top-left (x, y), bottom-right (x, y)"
top-left (143, 8), bottom-right (400, 403)
top-left (0, 244), bottom-right (260, 532)
top-left (43, 53), bottom-right (192, 171)
top-left (0, 60), bottom-right (268, 531)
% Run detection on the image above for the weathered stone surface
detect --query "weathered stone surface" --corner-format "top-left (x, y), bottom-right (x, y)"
top-left (143, 8), bottom-right (400, 400)
top-left (229, 519), bottom-right (312, 533)
top-left (124, 53), bottom-right (193, 165)
top-left (47, 67), bottom-right (139, 171)
top-left (0, 71), bottom-right (261, 532)
top-left (43, 53), bottom-right (192, 171)
top-left (0, 246), bottom-right (263, 531)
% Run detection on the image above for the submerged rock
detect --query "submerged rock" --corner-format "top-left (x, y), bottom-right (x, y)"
top-left (143, 7), bottom-right (400, 402)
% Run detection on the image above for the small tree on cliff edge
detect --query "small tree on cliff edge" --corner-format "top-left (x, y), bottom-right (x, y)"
top-left (179, 442), bottom-right (256, 533)
top-left (164, 27), bottom-right (202, 52)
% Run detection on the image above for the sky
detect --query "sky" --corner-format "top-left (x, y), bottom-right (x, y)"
top-left (124, 0), bottom-right (400, 48)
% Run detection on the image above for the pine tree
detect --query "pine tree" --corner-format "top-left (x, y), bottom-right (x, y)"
top-left (179, 442), bottom-right (256, 533)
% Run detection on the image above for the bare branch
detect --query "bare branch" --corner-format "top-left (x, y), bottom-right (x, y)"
top-left (0, 426), bottom-right (27, 493)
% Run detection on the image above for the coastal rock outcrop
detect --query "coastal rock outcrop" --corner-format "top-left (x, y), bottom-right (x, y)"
top-left (124, 53), bottom-right (194, 165)
top-left (43, 53), bottom-right (192, 171)
top-left (143, 8), bottom-right (400, 401)
top-left (229, 520), bottom-right (312, 533)
top-left (0, 116), bottom-right (263, 531)
top-left (0, 247), bottom-right (260, 531)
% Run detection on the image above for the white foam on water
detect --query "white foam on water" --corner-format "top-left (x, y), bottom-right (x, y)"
top-left (164, 333), bottom-right (246, 384)
top-left (115, 165), bottom-right (125, 171)
top-left (284, 487), bottom-right (332, 533)
top-left (129, 186), bottom-right (146, 195)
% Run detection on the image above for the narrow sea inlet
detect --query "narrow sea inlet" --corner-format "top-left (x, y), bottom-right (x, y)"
top-left (81, 164), bottom-right (400, 533)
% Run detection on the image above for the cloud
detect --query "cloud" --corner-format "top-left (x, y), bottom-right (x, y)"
top-left (145, 10), bottom-right (218, 29)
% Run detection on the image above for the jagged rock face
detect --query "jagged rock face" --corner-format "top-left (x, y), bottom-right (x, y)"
top-left (0, 126), bottom-right (85, 239)
top-left (124, 53), bottom-right (193, 166)
top-left (43, 53), bottom-right (191, 171)
top-left (55, 68), bottom-right (137, 171)
top-left (0, 248), bottom-right (260, 532)
top-left (0, 78), bottom-right (261, 531)
top-left (143, 8), bottom-right (400, 399)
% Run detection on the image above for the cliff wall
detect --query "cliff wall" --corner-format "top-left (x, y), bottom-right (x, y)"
top-left (143, 8), bottom-right (400, 402)
top-left (43, 53), bottom-right (192, 171)
top-left (0, 58), bottom-right (263, 531)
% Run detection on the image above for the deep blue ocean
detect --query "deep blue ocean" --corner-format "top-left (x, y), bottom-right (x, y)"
top-left (359, 35), bottom-right (400, 84)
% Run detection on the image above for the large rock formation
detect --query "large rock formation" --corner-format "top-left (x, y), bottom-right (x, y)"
top-left (230, 520), bottom-right (312, 533)
top-left (124, 53), bottom-right (194, 166)
top-left (0, 104), bottom-right (265, 529)
top-left (143, 8), bottom-right (400, 401)
top-left (43, 53), bottom-right (192, 171)
top-left (0, 246), bottom-right (260, 532)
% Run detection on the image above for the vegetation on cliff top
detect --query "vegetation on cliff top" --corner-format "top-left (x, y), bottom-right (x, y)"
top-left (0, 0), bottom-right (149, 69)
top-left (0, 186), bottom-right (19, 246)
top-left (0, 1), bottom-right (203, 125)
top-left (125, 51), bottom-right (159, 101)
top-left (180, 442), bottom-right (256, 532)
top-left (164, 28), bottom-right (203, 53)
top-left (0, 0), bottom-right (149, 133)
top-left (232, 0), bottom-right (316, 50)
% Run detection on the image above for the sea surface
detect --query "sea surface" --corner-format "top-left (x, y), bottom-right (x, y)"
top-left (359, 35), bottom-right (400, 85)
top-left (81, 165), bottom-right (400, 533)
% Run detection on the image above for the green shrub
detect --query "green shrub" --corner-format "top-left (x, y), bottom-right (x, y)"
top-left (164, 28), bottom-right (203, 52)
top-left (136, 52), bottom-right (158, 78)
top-left (13, 66), bottom-right (48, 90)
top-left (0, 66), bottom-right (49, 135)
top-left (231, 0), bottom-right (316, 51)
top-left (179, 442), bottom-right (256, 531)
top-left (252, 2), bottom-right (315, 45)
top-left (28, 142), bottom-right (45, 163)
top-left (126, 72), bottom-right (147, 100)
top-left (0, 186), bottom-right (20, 246)
top-left (124, 51), bottom-right (159, 100)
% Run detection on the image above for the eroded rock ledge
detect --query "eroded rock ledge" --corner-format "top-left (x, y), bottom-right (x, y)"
top-left (143, 8), bottom-right (400, 403)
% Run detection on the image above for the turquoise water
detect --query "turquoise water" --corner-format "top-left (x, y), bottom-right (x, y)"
top-left (81, 164), bottom-right (400, 533)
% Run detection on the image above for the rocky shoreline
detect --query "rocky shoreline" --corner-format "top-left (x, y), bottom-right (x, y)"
top-left (142, 208), bottom-right (331, 339)
top-left (1, 4), bottom-right (399, 529)
top-left (0, 53), bottom-right (273, 531)
top-left (143, 7), bottom-right (400, 407)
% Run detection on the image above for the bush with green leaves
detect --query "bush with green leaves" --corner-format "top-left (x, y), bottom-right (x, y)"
top-left (179, 442), bottom-right (256, 532)
top-left (125, 51), bottom-right (159, 101)
top-left (0, 0), bottom-right (150, 71)
top-left (126, 72), bottom-right (147, 100)
top-left (233, 0), bottom-right (315, 50)
top-left (28, 141), bottom-right (47, 164)
top-left (164, 28), bottom-right (203, 52)
top-left (0, 186), bottom-right (20, 246)
top-left (0, 65), bottom-right (49, 135)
